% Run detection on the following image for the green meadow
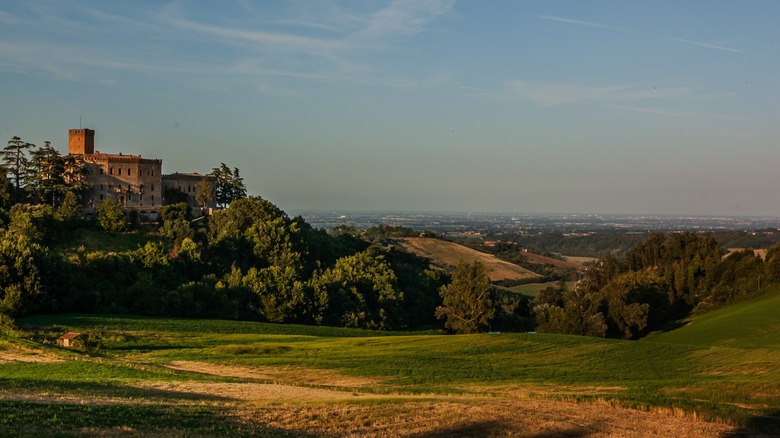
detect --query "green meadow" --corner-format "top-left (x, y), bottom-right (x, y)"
top-left (2, 292), bottom-right (779, 435)
top-left (497, 281), bottom-right (578, 298)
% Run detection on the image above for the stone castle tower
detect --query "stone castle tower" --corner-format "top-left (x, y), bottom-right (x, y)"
top-left (68, 129), bottom-right (95, 155)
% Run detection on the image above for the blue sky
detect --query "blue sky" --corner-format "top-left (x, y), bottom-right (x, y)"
top-left (1, 1), bottom-right (779, 215)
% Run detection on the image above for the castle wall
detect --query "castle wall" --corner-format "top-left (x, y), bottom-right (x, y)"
top-left (82, 154), bottom-right (163, 218)
top-left (162, 173), bottom-right (216, 217)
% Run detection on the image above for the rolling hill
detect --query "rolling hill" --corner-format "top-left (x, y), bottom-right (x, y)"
top-left (645, 289), bottom-right (780, 349)
top-left (396, 237), bottom-right (540, 282)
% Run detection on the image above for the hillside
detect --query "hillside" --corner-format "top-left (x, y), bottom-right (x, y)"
top-left (521, 250), bottom-right (586, 271)
top-left (3, 314), bottom-right (777, 435)
top-left (645, 289), bottom-right (780, 349)
top-left (397, 237), bottom-right (541, 282)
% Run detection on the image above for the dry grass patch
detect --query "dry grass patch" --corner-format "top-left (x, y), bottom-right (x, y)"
top-left (0, 345), bottom-right (63, 363)
top-left (237, 396), bottom-right (737, 437)
top-left (135, 380), bottom-right (384, 403)
top-left (562, 255), bottom-right (600, 265)
top-left (398, 238), bottom-right (540, 282)
top-left (166, 360), bottom-right (380, 388)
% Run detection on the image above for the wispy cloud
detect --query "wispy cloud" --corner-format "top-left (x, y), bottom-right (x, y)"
top-left (171, 18), bottom-right (343, 56)
top-left (0, 1), bottom-right (455, 92)
top-left (539, 15), bottom-right (628, 32)
top-left (492, 79), bottom-right (737, 119)
top-left (348, 0), bottom-right (455, 41)
top-left (669, 37), bottom-right (771, 58)
top-left (168, 0), bottom-right (454, 54)
top-left (507, 80), bottom-right (688, 107)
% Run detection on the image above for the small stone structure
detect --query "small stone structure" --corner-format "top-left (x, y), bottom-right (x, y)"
top-left (58, 332), bottom-right (82, 348)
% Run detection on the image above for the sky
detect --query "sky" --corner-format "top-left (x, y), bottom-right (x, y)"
top-left (1, 1), bottom-right (779, 216)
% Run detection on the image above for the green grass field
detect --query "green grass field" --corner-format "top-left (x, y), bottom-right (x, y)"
top-left (496, 281), bottom-right (577, 298)
top-left (2, 293), bottom-right (779, 435)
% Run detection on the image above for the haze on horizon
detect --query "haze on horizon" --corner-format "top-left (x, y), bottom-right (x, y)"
top-left (1, 1), bottom-right (778, 217)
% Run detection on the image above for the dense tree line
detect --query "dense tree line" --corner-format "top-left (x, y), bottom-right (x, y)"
top-left (0, 196), bottom-right (447, 331)
top-left (533, 232), bottom-right (780, 339)
top-left (488, 230), bottom-right (780, 259)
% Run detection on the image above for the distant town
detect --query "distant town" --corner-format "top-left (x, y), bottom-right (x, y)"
top-left (295, 210), bottom-right (780, 234)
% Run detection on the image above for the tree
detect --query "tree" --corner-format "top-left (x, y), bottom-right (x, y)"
top-left (435, 260), bottom-right (494, 334)
top-left (0, 230), bottom-right (43, 317)
top-left (8, 203), bottom-right (57, 244)
top-left (159, 202), bottom-right (192, 243)
top-left (27, 142), bottom-right (66, 207)
top-left (62, 154), bottom-right (88, 196)
top-left (206, 196), bottom-right (287, 271)
top-left (195, 178), bottom-right (214, 210)
top-left (96, 199), bottom-right (127, 232)
top-left (210, 163), bottom-right (246, 208)
top-left (1, 136), bottom-right (35, 203)
top-left (163, 187), bottom-right (189, 205)
top-left (57, 191), bottom-right (82, 221)
top-left (312, 247), bottom-right (403, 329)
top-left (243, 265), bottom-right (307, 323)
top-left (533, 285), bottom-right (607, 338)
top-left (0, 173), bottom-right (10, 211)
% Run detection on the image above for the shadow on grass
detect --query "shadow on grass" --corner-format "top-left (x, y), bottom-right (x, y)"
top-left (108, 344), bottom-right (199, 352)
top-left (651, 319), bottom-right (687, 334)
top-left (720, 409), bottom-right (780, 437)
top-left (0, 378), bottom-right (232, 402)
top-left (410, 420), bottom-right (593, 438)
top-left (0, 399), bottom-right (300, 437)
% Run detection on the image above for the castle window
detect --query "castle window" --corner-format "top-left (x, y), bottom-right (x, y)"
top-left (99, 168), bottom-right (104, 175)
top-left (151, 184), bottom-right (154, 191)
top-left (100, 194), bottom-right (104, 200)
top-left (151, 195), bottom-right (154, 202)
top-left (118, 168), bottom-right (122, 176)
top-left (100, 184), bottom-right (104, 191)
top-left (109, 167), bottom-right (113, 175)
top-left (128, 168), bottom-right (131, 176)
top-left (140, 195), bottom-right (143, 201)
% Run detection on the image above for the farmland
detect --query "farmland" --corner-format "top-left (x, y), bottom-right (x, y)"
top-left (2, 293), bottom-right (778, 436)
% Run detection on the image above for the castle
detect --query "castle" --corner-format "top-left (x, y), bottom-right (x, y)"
top-left (68, 129), bottom-right (215, 221)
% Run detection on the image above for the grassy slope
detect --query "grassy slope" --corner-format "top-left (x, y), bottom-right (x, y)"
top-left (396, 237), bottom-right (540, 282)
top-left (9, 309), bottom-right (779, 430)
top-left (496, 281), bottom-right (578, 298)
top-left (645, 292), bottom-right (780, 349)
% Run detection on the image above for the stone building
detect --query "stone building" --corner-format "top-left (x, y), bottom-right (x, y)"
top-left (68, 129), bottom-right (214, 221)
top-left (162, 172), bottom-right (216, 217)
